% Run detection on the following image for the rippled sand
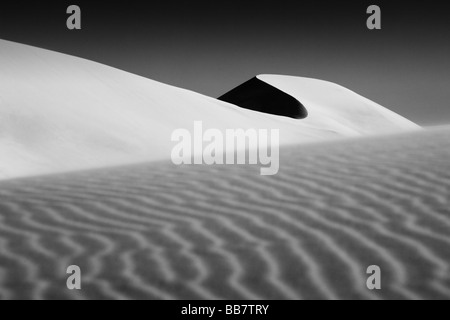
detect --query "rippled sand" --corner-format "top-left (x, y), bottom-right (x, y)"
top-left (0, 126), bottom-right (449, 300)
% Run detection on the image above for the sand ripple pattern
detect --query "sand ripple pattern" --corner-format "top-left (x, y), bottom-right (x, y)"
top-left (0, 127), bottom-right (450, 299)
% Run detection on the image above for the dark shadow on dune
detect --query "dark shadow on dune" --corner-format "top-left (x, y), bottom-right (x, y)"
top-left (218, 77), bottom-right (308, 119)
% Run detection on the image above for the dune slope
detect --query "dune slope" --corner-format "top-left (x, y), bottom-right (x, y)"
top-left (0, 126), bottom-right (449, 300)
top-left (0, 40), bottom-right (418, 180)
top-left (221, 74), bottom-right (418, 135)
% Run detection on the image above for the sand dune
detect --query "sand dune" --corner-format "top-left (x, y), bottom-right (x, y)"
top-left (0, 40), bottom-right (418, 180)
top-left (1, 39), bottom-right (445, 300)
top-left (220, 75), bottom-right (418, 135)
top-left (0, 126), bottom-right (449, 300)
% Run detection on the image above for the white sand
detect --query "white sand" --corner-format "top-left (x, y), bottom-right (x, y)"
top-left (0, 40), bottom-right (418, 180)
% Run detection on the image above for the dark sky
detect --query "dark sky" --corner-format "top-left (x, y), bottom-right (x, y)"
top-left (1, 1), bottom-right (449, 125)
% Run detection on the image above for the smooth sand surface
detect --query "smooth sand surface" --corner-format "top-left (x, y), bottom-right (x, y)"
top-left (0, 126), bottom-right (449, 300)
top-left (0, 40), bottom-right (418, 180)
